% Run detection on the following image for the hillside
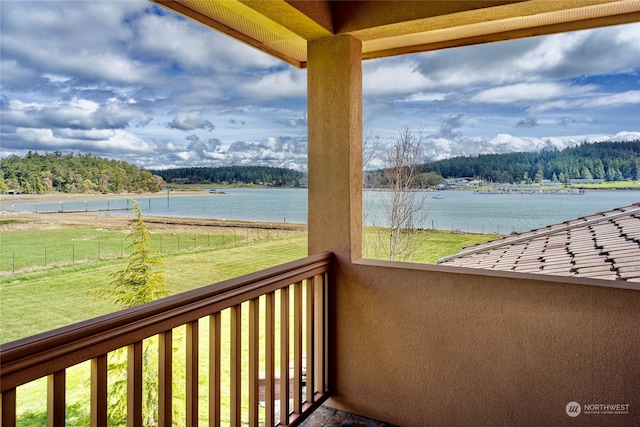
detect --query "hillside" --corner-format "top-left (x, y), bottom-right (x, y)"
top-left (365, 140), bottom-right (640, 187)
top-left (0, 152), bottom-right (161, 194)
top-left (421, 140), bottom-right (640, 184)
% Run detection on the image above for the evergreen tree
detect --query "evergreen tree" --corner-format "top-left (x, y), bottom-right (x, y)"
top-left (91, 201), bottom-right (171, 425)
top-left (95, 201), bottom-right (169, 307)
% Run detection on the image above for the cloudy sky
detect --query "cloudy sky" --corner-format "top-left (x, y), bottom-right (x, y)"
top-left (1, 1), bottom-right (639, 171)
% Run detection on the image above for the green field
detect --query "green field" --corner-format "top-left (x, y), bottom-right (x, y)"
top-left (1, 224), bottom-right (495, 425)
top-left (572, 181), bottom-right (640, 189)
top-left (1, 226), bottom-right (495, 342)
top-left (0, 226), bottom-right (283, 273)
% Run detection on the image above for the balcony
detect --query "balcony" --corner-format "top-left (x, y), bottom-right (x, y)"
top-left (2, 1), bottom-right (640, 425)
top-left (1, 253), bottom-right (332, 426)
top-left (3, 248), bottom-right (640, 426)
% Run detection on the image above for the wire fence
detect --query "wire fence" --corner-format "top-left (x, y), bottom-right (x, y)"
top-left (1, 227), bottom-right (302, 274)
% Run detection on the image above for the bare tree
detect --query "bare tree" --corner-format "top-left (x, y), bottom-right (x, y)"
top-left (377, 125), bottom-right (427, 261)
top-left (362, 126), bottom-right (381, 235)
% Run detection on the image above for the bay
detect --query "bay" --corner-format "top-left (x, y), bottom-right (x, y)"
top-left (366, 189), bottom-right (640, 234)
top-left (6, 188), bottom-right (639, 234)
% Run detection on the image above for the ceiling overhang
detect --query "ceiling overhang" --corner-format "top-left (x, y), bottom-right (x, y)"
top-left (153, 0), bottom-right (640, 68)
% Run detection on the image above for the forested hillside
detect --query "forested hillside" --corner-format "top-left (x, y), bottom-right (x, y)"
top-left (0, 152), bottom-right (162, 194)
top-left (420, 140), bottom-right (640, 183)
top-left (152, 166), bottom-right (306, 187)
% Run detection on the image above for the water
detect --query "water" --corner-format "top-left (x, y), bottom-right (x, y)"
top-left (366, 190), bottom-right (640, 234)
top-left (5, 188), bottom-right (639, 234)
top-left (5, 188), bottom-right (307, 223)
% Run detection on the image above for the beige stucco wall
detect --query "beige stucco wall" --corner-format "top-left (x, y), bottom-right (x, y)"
top-left (327, 261), bottom-right (640, 426)
top-left (305, 32), bottom-right (639, 426)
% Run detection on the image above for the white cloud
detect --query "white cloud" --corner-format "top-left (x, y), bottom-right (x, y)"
top-left (0, 1), bottom-right (637, 171)
top-left (363, 60), bottom-right (431, 95)
top-left (239, 69), bottom-right (306, 100)
top-left (401, 92), bottom-right (449, 102)
top-left (168, 112), bottom-right (215, 131)
top-left (470, 82), bottom-right (596, 104)
top-left (135, 13), bottom-right (279, 72)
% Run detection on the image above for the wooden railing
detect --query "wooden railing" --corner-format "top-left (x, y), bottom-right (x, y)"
top-left (1, 252), bottom-right (333, 426)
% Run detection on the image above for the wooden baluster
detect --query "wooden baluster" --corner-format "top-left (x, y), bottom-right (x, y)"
top-left (158, 331), bottom-right (172, 427)
top-left (314, 274), bottom-right (327, 394)
top-left (128, 342), bottom-right (143, 427)
top-left (230, 305), bottom-right (242, 427)
top-left (305, 278), bottom-right (315, 403)
top-left (280, 286), bottom-right (290, 425)
top-left (186, 321), bottom-right (199, 426)
top-left (47, 370), bottom-right (65, 427)
top-left (1, 389), bottom-right (17, 427)
top-left (249, 297), bottom-right (260, 426)
top-left (323, 272), bottom-right (330, 392)
top-left (209, 312), bottom-right (221, 427)
top-left (91, 355), bottom-right (108, 427)
top-left (293, 281), bottom-right (303, 413)
top-left (265, 292), bottom-right (276, 427)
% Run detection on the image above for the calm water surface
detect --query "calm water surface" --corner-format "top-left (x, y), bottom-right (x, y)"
top-left (366, 189), bottom-right (639, 234)
top-left (6, 188), bottom-right (639, 234)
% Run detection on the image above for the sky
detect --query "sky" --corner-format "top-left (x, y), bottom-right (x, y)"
top-left (1, 1), bottom-right (639, 171)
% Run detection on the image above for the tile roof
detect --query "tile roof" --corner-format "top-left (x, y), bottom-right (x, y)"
top-left (438, 203), bottom-right (640, 282)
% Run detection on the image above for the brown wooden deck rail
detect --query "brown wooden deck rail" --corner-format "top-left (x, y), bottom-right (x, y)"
top-left (0, 252), bottom-right (333, 426)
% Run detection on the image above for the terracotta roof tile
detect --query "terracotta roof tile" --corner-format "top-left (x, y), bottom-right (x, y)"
top-left (438, 203), bottom-right (640, 282)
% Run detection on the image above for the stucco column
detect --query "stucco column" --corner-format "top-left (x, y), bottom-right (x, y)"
top-left (307, 35), bottom-right (362, 261)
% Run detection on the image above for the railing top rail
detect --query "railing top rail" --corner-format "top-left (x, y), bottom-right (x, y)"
top-left (0, 252), bottom-right (333, 392)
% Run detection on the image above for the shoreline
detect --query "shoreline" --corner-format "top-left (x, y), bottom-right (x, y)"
top-left (0, 190), bottom-right (201, 209)
top-left (1, 210), bottom-right (307, 233)
top-left (0, 191), bottom-right (307, 232)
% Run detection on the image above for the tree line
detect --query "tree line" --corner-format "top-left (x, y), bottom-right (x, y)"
top-left (0, 152), bottom-right (307, 195)
top-left (0, 152), bottom-right (162, 194)
top-left (420, 140), bottom-right (640, 184)
top-left (151, 165), bottom-right (306, 187)
top-left (365, 140), bottom-right (640, 187)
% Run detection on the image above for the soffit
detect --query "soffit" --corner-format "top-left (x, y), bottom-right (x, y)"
top-left (153, 0), bottom-right (640, 67)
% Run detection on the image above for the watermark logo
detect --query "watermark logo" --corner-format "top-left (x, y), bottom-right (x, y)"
top-left (566, 401), bottom-right (631, 417)
top-left (566, 401), bottom-right (581, 417)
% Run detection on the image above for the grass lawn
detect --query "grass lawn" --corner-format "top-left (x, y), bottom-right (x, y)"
top-left (364, 227), bottom-right (498, 264)
top-left (0, 227), bottom-right (241, 273)
top-left (573, 181), bottom-right (640, 189)
top-left (1, 227), bottom-right (496, 343)
top-left (4, 236), bottom-right (308, 426)
top-left (1, 236), bottom-right (308, 343)
top-left (2, 225), bottom-right (496, 425)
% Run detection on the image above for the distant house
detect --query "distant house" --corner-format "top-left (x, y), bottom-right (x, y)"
top-left (439, 203), bottom-right (640, 282)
